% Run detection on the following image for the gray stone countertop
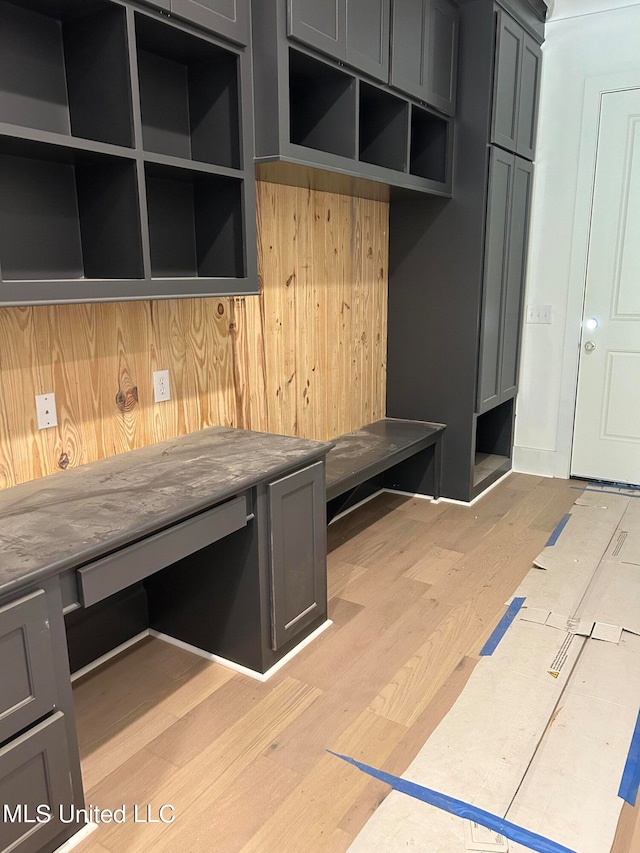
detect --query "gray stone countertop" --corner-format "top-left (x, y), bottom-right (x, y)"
top-left (0, 426), bottom-right (332, 596)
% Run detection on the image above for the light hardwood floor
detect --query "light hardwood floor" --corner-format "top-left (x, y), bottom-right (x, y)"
top-left (71, 474), bottom-right (640, 853)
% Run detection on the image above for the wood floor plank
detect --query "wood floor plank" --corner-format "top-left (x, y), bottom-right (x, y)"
top-left (339, 656), bottom-right (478, 837)
top-left (284, 576), bottom-right (435, 691)
top-left (367, 600), bottom-right (486, 726)
top-left (146, 677), bottom-right (276, 769)
top-left (96, 677), bottom-right (322, 853)
top-left (402, 543), bottom-right (465, 585)
top-left (611, 801), bottom-right (640, 853)
top-left (152, 755), bottom-right (300, 853)
top-left (269, 596), bottom-right (452, 776)
top-left (239, 711), bottom-right (407, 853)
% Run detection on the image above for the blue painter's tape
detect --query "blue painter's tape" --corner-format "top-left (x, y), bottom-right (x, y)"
top-left (479, 597), bottom-right (526, 657)
top-left (546, 513), bottom-right (572, 546)
top-left (328, 751), bottom-right (578, 853)
top-left (619, 709), bottom-right (640, 806)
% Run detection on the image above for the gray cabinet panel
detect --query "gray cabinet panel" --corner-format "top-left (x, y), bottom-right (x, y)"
top-left (0, 590), bottom-right (56, 745)
top-left (170, 0), bottom-right (249, 45)
top-left (500, 156), bottom-right (532, 400)
top-left (426, 0), bottom-right (458, 115)
top-left (0, 712), bottom-right (73, 853)
top-left (492, 10), bottom-right (522, 153)
top-left (517, 34), bottom-right (541, 160)
top-left (390, 0), bottom-right (427, 101)
top-left (477, 147), bottom-right (514, 415)
top-left (346, 0), bottom-right (389, 82)
top-left (268, 462), bottom-right (326, 651)
top-left (390, 0), bottom-right (458, 115)
top-left (287, 0), bottom-right (346, 61)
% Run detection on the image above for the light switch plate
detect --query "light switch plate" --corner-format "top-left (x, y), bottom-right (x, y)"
top-left (36, 393), bottom-right (58, 429)
top-left (526, 305), bottom-right (552, 324)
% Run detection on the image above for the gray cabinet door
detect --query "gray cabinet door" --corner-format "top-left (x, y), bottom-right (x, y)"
top-left (517, 34), bottom-right (541, 160)
top-left (268, 461), bottom-right (327, 651)
top-left (499, 157), bottom-right (532, 400)
top-left (390, 0), bottom-right (458, 116)
top-left (170, 0), bottom-right (249, 45)
top-left (492, 11), bottom-right (541, 159)
top-left (0, 589), bottom-right (56, 745)
top-left (477, 147), bottom-right (514, 415)
top-left (491, 10), bottom-right (523, 154)
top-left (346, 0), bottom-right (390, 82)
top-left (0, 712), bottom-right (73, 853)
top-left (287, 0), bottom-right (347, 62)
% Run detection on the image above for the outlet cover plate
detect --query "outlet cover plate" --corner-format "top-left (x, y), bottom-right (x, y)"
top-left (153, 370), bottom-right (171, 403)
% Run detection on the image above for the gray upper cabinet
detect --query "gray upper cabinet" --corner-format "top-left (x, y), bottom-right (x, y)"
top-left (287, 0), bottom-right (390, 82)
top-left (517, 33), bottom-right (542, 160)
top-left (346, 0), bottom-right (390, 82)
top-left (287, 0), bottom-right (346, 61)
top-left (0, 0), bottom-right (257, 306)
top-left (492, 9), bottom-right (541, 159)
top-left (477, 148), bottom-right (532, 414)
top-left (268, 462), bottom-right (326, 652)
top-left (390, 0), bottom-right (459, 116)
top-left (170, 0), bottom-right (249, 45)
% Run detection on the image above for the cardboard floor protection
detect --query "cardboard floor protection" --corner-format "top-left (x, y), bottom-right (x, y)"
top-left (346, 486), bottom-right (640, 853)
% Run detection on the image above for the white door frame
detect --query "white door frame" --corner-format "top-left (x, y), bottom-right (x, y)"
top-left (554, 71), bottom-right (640, 478)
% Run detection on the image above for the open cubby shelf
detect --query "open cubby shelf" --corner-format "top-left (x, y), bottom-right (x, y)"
top-left (473, 399), bottom-right (514, 493)
top-left (0, 0), bottom-right (255, 303)
top-left (410, 105), bottom-right (449, 184)
top-left (145, 162), bottom-right (245, 280)
top-left (359, 82), bottom-right (408, 173)
top-left (0, 0), bottom-right (134, 148)
top-left (0, 140), bottom-right (143, 281)
top-left (136, 13), bottom-right (241, 169)
top-left (289, 49), bottom-right (356, 159)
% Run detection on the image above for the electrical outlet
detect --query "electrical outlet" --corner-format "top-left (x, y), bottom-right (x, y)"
top-left (153, 369), bottom-right (171, 403)
top-left (36, 393), bottom-right (58, 429)
top-left (526, 305), bottom-right (552, 324)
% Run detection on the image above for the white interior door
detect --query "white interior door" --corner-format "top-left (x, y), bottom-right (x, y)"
top-left (571, 87), bottom-right (640, 485)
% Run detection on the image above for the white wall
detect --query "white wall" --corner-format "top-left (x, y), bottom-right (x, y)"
top-left (513, 0), bottom-right (640, 477)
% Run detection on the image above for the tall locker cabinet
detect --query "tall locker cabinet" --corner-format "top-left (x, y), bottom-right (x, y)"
top-left (386, 0), bottom-right (544, 501)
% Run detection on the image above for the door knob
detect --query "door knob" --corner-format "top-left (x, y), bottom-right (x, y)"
top-left (585, 340), bottom-right (597, 352)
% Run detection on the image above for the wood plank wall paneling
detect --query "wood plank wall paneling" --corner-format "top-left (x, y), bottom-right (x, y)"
top-left (0, 181), bottom-right (389, 490)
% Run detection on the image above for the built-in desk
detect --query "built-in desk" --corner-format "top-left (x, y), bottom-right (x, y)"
top-left (0, 427), bottom-right (331, 853)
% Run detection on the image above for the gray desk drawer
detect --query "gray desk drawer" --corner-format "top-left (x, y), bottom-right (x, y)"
top-left (0, 712), bottom-right (73, 853)
top-left (78, 495), bottom-right (248, 607)
top-left (0, 590), bottom-right (57, 745)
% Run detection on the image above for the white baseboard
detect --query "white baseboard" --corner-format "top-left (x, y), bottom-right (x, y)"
top-left (149, 619), bottom-right (333, 682)
top-left (70, 631), bottom-right (150, 682)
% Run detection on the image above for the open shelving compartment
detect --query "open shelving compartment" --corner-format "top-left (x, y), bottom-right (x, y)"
top-left (472, 397), bottom-right (514, 497)
top-left (0, 0), bottom-right (134, 148)
top-left (358, 82), bottom-right (409, 173)
top-left (145, 162), bottom-right (245, 280)
top-left (288, 48), bottom-right (356, 159)
top-left (135, 12), bottom-right (241, 168)
top-left (410, 104), bottom-right (450, 184)
top-left (0, 137), bottom-right (143, 282)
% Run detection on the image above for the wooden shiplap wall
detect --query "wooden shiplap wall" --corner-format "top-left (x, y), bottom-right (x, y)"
top-left (0, 181), bottom-right (388, 490)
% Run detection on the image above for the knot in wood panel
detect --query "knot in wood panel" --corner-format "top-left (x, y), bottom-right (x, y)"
top-left (115, 387), bottom-right (138, 413)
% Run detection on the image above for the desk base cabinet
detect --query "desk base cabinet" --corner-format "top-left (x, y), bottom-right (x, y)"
top-left (0, 580), bottom-right (84, 853)
top-left (146, 462), bottom-right (328, 674)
